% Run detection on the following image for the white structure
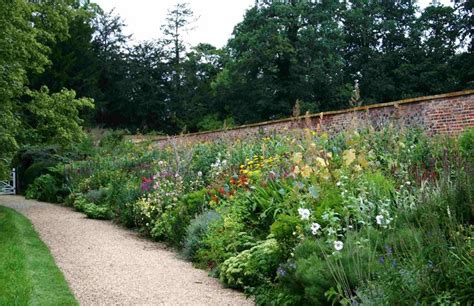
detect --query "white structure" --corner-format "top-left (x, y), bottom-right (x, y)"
top-left (0, 169), bottom-right (16, 195)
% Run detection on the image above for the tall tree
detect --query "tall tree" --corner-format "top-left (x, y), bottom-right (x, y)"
top-left (29, 2), bottom-right (100, 103)
top-left (181, 43), bottom-right (226, 132)
top-left (213, 0), bottom-right (349, 124)
top-left (161, 2), bottom-right (196, 131)
top-left (91, 8), bottom-right (131, 126)
top-left (126, 41), bottom-right (171, 132)
top-left (0, 0), bottom-right (72, 176)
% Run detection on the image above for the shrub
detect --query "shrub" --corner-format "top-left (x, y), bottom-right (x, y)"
top-left (84, 189), bottom-right (107, 204)
top-left (22, 161), bottom-right (57, 192)
top-left (83, 203), bottom-right (113, 220)
top-left (270, 215), bottom-right (302, 256)
top-left (219, 239), bottom-right (283, 290)
top-left (72, 194), bottom-right (112, 220)
top-left (25, 174), bottom-right (60, 203)
top-left (12, 146), bottom-right (62, 192)
top-left (182, 211), bottom-right (221, 262)
top-left (196, 208), bottom-right (257, 270)
top-left (151, 189), bottom-right (208, 246)
top-left (99, 130), bottom-right (128, 148)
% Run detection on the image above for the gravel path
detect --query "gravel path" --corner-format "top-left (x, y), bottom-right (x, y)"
top-left (0, 196), bottom-right (253, 305)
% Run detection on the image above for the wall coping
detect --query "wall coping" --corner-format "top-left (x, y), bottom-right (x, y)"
top-left (129, 89), bottom-right (474, 143)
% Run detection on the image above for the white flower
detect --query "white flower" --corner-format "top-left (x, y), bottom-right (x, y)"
top-left (298, 208), bottom-right (311, 220)
top-left (336, 181), bottom-right (342, 187)
top-left (311, 223), bottom-right (321, 235)
top-left (197, 171), bottom-right (203, 177)
top-left (334, 240), bottom-right (344, 251)
top-left (376, 215), bottom-right (384, 225)
top-left (406, 181), bottom-right (411, 186)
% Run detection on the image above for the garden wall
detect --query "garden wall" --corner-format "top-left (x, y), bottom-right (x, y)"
top-left (131, 90), bottom-right (474, 145)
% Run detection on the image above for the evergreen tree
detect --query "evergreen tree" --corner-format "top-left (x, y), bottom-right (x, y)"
top-left (161, 2), bottom-right (196, 131)
top-left (91, 8), bottom-right (131, 126)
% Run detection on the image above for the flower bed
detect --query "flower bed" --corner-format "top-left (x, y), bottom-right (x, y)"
top-left (27, 127), bottom-right (474, 305)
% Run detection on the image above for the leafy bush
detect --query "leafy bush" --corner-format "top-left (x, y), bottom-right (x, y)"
top-left (72, 194), bottom-right (112, 220)
top-left (25, 174), bottom-right (60, 203)
top-left (151, 189), bottom-right (208, 246)
top-left (84, 189), bottom-right (107, 204)
top-left (219, 239), bottom-right (283, 290)
top-left (83, 203), bottom-right (113, 220)
top-left (182, 210), bottom-right (221, 261)
top-left (99, 129), bottom-right (128, 148)
top-left (270, 215), bottom-right (302, 256)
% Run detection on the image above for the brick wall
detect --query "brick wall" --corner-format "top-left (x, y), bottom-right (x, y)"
top-left (130, 90), bottom-right (474, 145)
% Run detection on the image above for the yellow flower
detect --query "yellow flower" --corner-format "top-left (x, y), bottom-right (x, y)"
top-left (301, 165), bottom-right (313, 178)
top-left (343, 149), bottom-right (356, 166)
top-left (316, 157), bottom-right (328, 168)
top-left (293, 152), bottom-right (303, 164)
top-left (293, 165), bottom-right (301, 175)
top-left (357, 154), bottom-right (369, 168)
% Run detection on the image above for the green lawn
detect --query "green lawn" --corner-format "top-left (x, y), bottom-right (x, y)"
top-left (0, 205), bottom-right (77, 305)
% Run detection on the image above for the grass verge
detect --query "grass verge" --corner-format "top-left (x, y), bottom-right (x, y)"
top-left (0, 205), bottom-right (77, 305)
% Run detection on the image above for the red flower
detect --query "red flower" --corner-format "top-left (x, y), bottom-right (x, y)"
top-left (238, 175), bottom-right (249, 187)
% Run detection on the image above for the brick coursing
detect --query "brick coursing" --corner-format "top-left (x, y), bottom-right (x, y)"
top-left (131, 90), bottom-right (474, 145)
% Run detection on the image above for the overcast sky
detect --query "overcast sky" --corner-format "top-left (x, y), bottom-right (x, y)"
top-left (92, 0), bottom-right (452, 48)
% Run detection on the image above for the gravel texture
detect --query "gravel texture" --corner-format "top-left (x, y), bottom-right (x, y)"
top-left (0, 196), bottom-right (253, 305)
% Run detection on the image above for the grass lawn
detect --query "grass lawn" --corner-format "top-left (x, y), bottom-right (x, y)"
top-left (0, 205), bottom-right (77, 305)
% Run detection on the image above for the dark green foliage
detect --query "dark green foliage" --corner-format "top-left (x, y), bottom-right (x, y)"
top-left (12, 146), bottom-right (62, 193)
top-left (314, 182), bottom-right (343, 218)
top-left (196, 214), bottom-right (257, 270)
top-left (270, 215), bottom-right (301, 256)
top-left (25, 174), bottom-right (61, 203)
top-left (459, 128), bottom-right (474, 160)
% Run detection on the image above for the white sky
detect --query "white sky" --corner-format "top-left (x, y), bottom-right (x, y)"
top-left (92, 0), bottom-right (452, 48)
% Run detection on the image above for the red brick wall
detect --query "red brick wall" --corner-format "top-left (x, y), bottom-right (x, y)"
top-left (131, 90), bottom-right (474, 145)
